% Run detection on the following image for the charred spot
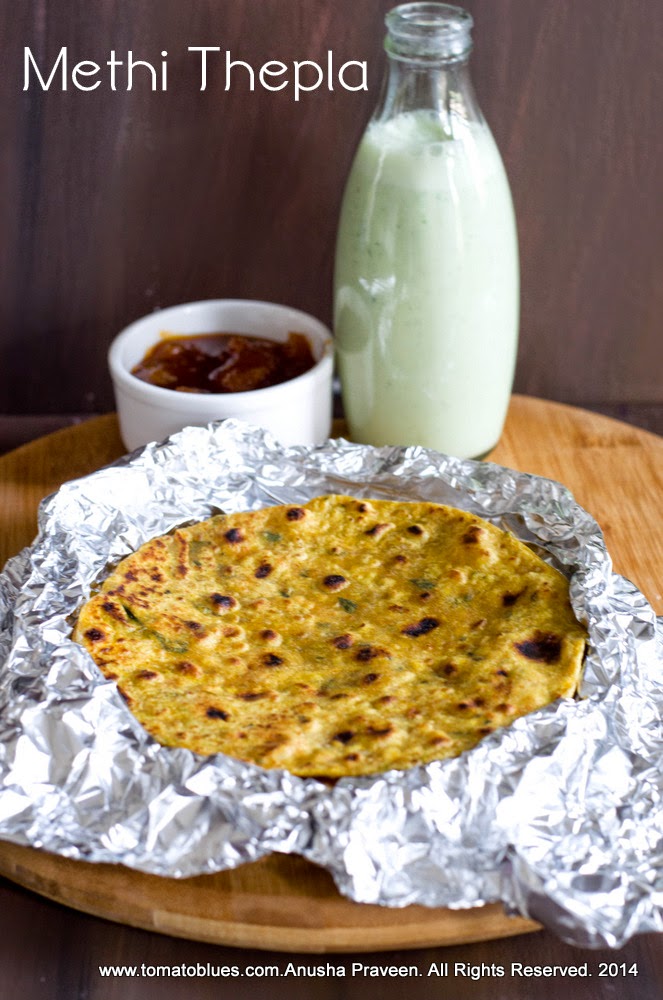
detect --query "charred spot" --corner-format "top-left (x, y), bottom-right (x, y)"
top-left (263, 653), bottom-right (284, 666)
top-left (286, 507), bottom-right (306, 520)
top-left (211, 593), bottom-right (237, 609)
top-left (365, 523), bottom-right (390, 537)
top-left (101, 600), bottom-right (124, 621)
top-left (402, 617), bottom-right (440, 637)
top-left (84, 627), bottom-right (105, 642)
top-left (150, 570), bottom-right (163, 582)
top-left (471, 618), bottom-right (487, 629)
top-left (117, 687), bottom-right (132, 705)
top-left (332, 633), bottom-right (354, 649)
top-left (136, 669), bottom-right (159, 680)
top-left (357, 503), bottom-right (369, 512)
top-left (515, 631), bottom-right (562, 664)
top-left (261, 628), bottom-right (278, 641)
top-left (330, 693), bottom-right (348, 701)
top-left (479, 726), bottom-right (494, 736)
top-left (175, 661), bottom-right (199, 675)
top-left (502, 591), bottom-right (522, 607)
top-left (184, 620), bottom-right (204, 633)
top-left (356, 645), bottom-right (390, 662)
top-left (496, 668), bottom-right (509, 677)
top-left (393, 554), bottom-right (407, 564)
top-left (435, 661), bottom-right (458, 677)
top-left (362, 672), bottom-right (380, 684)
top-left (238, 692), bottom-right (269, 701)
top-left (323, 574), bottom-right (347, 590)
top-left (255, 563), bottom-right (273, 579)
top-left (344, 753), bottom-right (359, 762)
top-left (124, 569), bottom-right (138, 581)
top-left (496, 702), bottom-right (514, 714)
top-left (462, 525), bottom-right (483, 544)
top-left (407, 525), bottom-right (423, 535)
top-left (206, 707), bottom-right (229, 720)
top-left (223, 626), bottom-right (240, 637)
top-left (378, 695), bottom-right (395, 704)
top-left (367, 725), bottom-right (393, 737)
top-left (333, 730), bottom-right (354, 744)
top-left (419, 591), bottom-right (431, 600)
top-left (224, 528), bottom-right (244, 543)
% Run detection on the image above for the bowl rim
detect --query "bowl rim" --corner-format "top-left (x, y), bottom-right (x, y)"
top-left (108, 298), bottom-right (334, 405)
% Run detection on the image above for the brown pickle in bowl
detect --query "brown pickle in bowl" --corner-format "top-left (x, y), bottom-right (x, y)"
top-left (131, 331), bottom-right (316, 394)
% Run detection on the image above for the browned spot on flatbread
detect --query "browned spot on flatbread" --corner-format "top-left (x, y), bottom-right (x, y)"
top-left (332, 634), bottom-right (354, 649)
top-left (515, 631), bottom-right (562, 664)
top-left (402, 617), bottom-right (440, 637)
top-left (365, 523), bottom-right (390, 537)
top-left (211, 593), bottom-right (236, 609)
top-left (206, 707), bottom-right (229, 720)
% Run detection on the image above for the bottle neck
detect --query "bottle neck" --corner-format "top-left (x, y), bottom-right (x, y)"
top-left (373, 54), bottom-right (483, 134)
top-left (375, 3), bottom-right (481, 134)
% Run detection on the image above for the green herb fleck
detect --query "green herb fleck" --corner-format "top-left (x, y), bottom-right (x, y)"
top-left (121, 603), bottom-right (142, 624)
top-left (189, 540), bottom-right (210, 565)
top-left (121, 603), bottom-right (188, 653)
top-left (410, 578), bottom-right (436, 590)
top-left (153, 633), bottom-right (189, 655)
top-left (262, 531), bottom-right (282, 544)
top-left (338, 597), bottom-right (357, 613)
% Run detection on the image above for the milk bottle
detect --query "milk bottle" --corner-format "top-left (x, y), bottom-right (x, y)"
top-left (334, 3), bottom-right (519, 459)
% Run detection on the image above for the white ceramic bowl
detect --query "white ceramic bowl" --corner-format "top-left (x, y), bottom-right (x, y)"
top-left (109, 299), bottom-right (334, 450)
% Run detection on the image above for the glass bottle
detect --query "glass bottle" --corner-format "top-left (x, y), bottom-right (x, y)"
top-left (334, 2), bottom-right (519, 459)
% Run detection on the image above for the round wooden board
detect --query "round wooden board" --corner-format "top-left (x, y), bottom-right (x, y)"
top-left (0, 395), bottom-right (661, 952)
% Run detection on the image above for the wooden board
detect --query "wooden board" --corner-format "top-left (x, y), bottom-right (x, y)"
top-left (0, 395), bottom-right (661, 951)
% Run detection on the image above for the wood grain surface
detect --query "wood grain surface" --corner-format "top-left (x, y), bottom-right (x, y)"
top-left (0, 396), bottom-right (662, 970)
top-left (0, 844), bottom-right (537, 954)
top-left (2, 0), bottom-right (663, 418)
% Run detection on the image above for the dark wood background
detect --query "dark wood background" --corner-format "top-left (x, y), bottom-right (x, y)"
top-left (1, 0), bottom-right (662, 424)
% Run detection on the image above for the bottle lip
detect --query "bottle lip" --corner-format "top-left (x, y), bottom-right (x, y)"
top-left (385, 2), bottom-right (473, 62)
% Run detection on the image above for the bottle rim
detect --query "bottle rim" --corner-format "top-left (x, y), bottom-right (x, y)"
top-left (385, 2), bottom-right (473, 61)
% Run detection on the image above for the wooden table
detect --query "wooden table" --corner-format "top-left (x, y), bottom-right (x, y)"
top-left (1, 396), bottom-right (662, 998)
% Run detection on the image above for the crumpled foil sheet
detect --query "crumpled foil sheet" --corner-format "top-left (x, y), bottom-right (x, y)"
top-left (1, 418), bottom-right (662, 948)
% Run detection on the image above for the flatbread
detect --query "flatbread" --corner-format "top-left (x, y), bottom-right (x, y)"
top-left (73, 495), bottom-right (587, 777)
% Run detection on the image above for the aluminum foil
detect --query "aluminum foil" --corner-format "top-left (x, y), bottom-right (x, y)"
top-left (1, 417), bottom-right (662, 948)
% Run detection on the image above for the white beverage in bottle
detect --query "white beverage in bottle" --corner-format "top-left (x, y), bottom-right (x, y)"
top-left (334, 3), bottom-right (519, 459)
